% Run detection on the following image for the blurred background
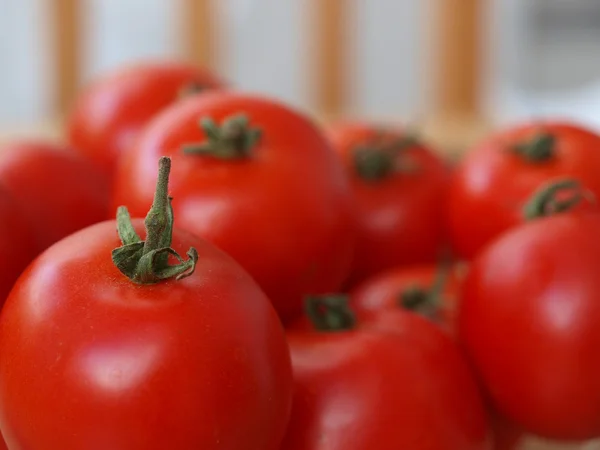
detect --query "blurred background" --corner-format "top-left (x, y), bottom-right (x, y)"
top-left (3, 0), bottom-right (600, 154)
top-left (2, 1), bottom-right (600, 448)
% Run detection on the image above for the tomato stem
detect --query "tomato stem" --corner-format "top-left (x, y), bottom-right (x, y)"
top-left (352, 131), bottom-right (419, 181)
top-left (523, 178), bottom-right (587, 220)
top-left (177, 81), bottom-right (208, 100)
top-left (512, 132), bottom-right (556, 162)
top-left (305, 295), bottom-right (356, 332)
top-left (181, 113), bottom-right (261, 159)
top-left (111, 156), bottom-right (198, 284)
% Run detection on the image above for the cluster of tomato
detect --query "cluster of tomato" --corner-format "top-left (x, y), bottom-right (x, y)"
top-left (0, 60), bottom-right (598, 450)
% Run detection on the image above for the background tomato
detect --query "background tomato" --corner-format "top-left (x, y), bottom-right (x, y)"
top-left (459, 211), bottom-right (600, 441)
top-left (0, 188), bottom-right (37, 304)
top-left (448, 121), bottom-right (600, 259)
top-left (283, 299), bottom-right (491, 450)
top-left (112, 93), bottom-right (356, 322)
top-left (67, 61), bottom-right (225, 176)
top-left (0, 141), bottom-right (109, 254)
top-left (326, 122), bottom-right (449, 286)
top-left (0, 157), bottom-right (292, 450)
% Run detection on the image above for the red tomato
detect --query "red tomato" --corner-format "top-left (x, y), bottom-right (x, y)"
top-left (326, 122), bottom-right (449, 285)
top-left (0, 157), bottom-right (292, 450)
top-left (448, 121), bottom-right (600, 259)
top-left (68, 61), bottom-right (225, 176)
top-left (349, 263), bottom-right (463, 334)
top-left (0, 141), bottom-right (109, 253)
top-left (283, 299), bottom-right (491, 450)
top-left (112, 93), bottom-right (356, 322)
top-left (459, 210), bottom-right (600, 440)
top-left (0, 189), bottom-right (37, 303)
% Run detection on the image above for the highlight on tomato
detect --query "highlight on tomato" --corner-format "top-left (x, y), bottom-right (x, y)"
top-left (113, 92), bottom-right (356, 322)
top-left (67, 61), bottom-right (226, 177)
top-left (327, 121), bottom-right (449, 286)
top-left (458, 179), bottom-right (600, 441)
top-left (0, 157), bottom-right (293, 450)
top-left (448, 121), bottom-right (600, 259)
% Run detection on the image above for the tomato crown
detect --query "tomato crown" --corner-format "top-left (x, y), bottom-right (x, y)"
top-left (305, 295), bottom-right (356, 332)
top-left (511, 132), bottom-right (556, 162)
top-left (111, 156), bottom-right (198, 284)
top-left (522, 178), bottom-right (589, 221)
top-left (182, 113), bottom-right (262, 159)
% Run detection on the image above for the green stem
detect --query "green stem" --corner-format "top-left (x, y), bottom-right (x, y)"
top-left (512, 132), bottom-right (556, 162)
top-left (398, 259), bottom-right (449, 319)
top-left (177, 81), bottom-right (208, 99)
top-left (305, 295), bottom-right (356, 332)
top-left (111, 157), bottom-right (198, 284)
top-left (353, 131), bottom-right (420, 181)
top-left (523, 178), bottom-right (585, 220)
top-left (182, 113), bottom-right (262, 159)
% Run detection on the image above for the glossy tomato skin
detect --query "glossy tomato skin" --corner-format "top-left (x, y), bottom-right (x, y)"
top-left (0, 141), bottom-right (110, 253)
top-left (0, 190), bottom-right (37, 304)
top-left (448, 122), bottom-right (600, 259)
top-left (327, 122), bottom-right (449, 286)
top-left (113, 93), bottom-right (356, 322)
top-left (68, 62), bottom-right (225, 176)
top-left (459, 212), bottom-right (600, 440)
top-left (283, 311), bottom-right (491, 450)
top-left (350, 264), bottom-right (463, 334)
top-left (0, 220), bottom-right (293, 450)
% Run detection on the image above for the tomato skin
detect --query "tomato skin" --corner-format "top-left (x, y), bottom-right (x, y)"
top-left (67, 62), bottom-right (225, 176)
top-left (283, 310), bottom-right (491, 450)
top-left (448, 122), bottom-right (600, 259)
top-left (112, 93), bottom-right (356, 322)
top-left (0, 190), bottom-right (37, 304)
top-left (327, 122), bottom-right (449, 286)
top-left (459, 212), bottom-right (600, 440)
top-left (0, 141), bottom-right (110, 253)
top-left (0, 220), bottom-right (293, 450)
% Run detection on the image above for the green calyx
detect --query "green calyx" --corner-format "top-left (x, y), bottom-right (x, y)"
top-left (182, 113), bottom-right (262, 159)
top-left (305, 294), bottom-right (356, 332)
top-left (512, 132), bottom-right (556, 162)
top-left (177, 81), bottom-right (209, 100)
top-left (523, 178), bottom-right (585, 221)
top-left (353, 131), bottom-right (420, 181)
top-left (398, 260), bottom-right (449, 320)
top-left (111, 157), bottom-right (198, 284)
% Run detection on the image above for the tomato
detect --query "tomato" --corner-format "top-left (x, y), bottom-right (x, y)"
top-left (326, 122), bottom-right (449, 286)
top-left (67, 61), bottom-right (225, 176)
top-left (283, 297), bottom-right (491, 450)
top-left (458, 203), bottom-right (600, 440)
top-left (349, 263), bottom-right (463, 334)
top-left (0, 188), bottom-right (37, 304)
top-left (0, 157), bottom-right (292, 450)
top-left (0, 141), bottom-right (109, 254)
top-left (113, 93), bottom-right (356, 322)
top-left (448, 121), bottom-right (600, 259)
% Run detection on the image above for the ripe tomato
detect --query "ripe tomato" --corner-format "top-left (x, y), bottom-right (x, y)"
top-left (0, 141), bottom-right (109, 254)
top-left (67, 61), bottom-right (225, 176)
top-left (448, 121), bottom-right (600, 259)
top-left (349, 263), bottom-right (463, 334)
top-left (326, 122), bottom-right (449, 286)
top-left (113, 93), bottom-right (356, 322)
top-left (0, 157), bottom-right (293, 450)
top-left (0, 189), bottom-right (37, 304)
top-left (459, 208), bottom-right (600, 440)
top-left (283, 297), bottom-right (491, 450)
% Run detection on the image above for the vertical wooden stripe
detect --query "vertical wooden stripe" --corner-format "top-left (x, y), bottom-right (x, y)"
top-left (181, 0), bottom-right (216, 69)
top-left (312, 0), bottom-right (349, 119)
top-left (51, 0), bottom-right (81, 116)
top-left (431, 0), bottom-right (482, 117)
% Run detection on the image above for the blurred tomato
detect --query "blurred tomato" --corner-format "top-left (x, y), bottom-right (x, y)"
top-left (113, 93), bottom-right (355, 322)
top-left (67, 61), bottom-right (225, 176)
top-left (0, 141), bottom-right (109, 253)
top-left (448, 121), bottom-right (600, 259)
top-left (327, 122), bottom-right (449, 286)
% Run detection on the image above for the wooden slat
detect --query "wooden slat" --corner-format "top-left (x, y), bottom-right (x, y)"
top-left (312, 0), bottom-right (349, 119)
top-left (431, 0), bottom-right (482, 118)
top-left (51, 0), bottom-right (81, 116)
top-left (181, 0), bottom-right (216, 69)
